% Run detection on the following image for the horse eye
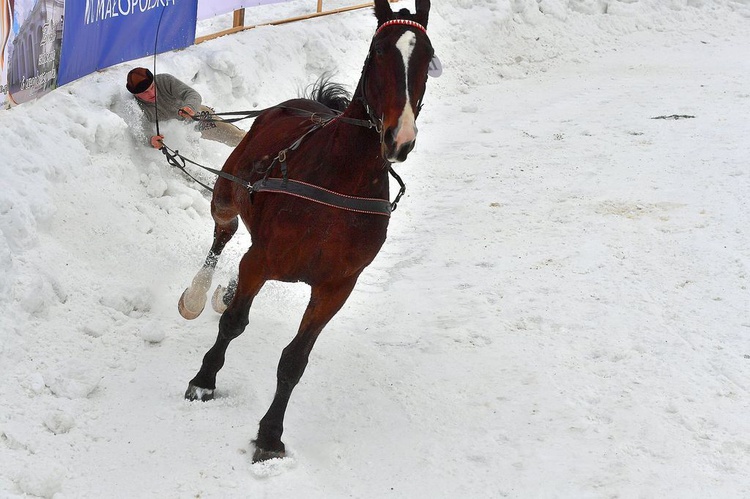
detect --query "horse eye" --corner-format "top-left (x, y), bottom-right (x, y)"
top-left (367, 38), bottom-right (384, 59)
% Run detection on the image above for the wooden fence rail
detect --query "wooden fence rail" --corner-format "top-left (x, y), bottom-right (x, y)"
top-left (196, 1), bottom-right (395, 45)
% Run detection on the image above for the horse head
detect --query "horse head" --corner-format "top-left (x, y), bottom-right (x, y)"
top-left (360, 0), bottom-right (434, 163)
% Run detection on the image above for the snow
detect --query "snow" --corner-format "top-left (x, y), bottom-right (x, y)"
top-left (2, 0), bottom-right (750, 497)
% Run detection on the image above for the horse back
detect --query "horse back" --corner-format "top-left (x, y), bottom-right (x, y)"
top-left (222, 99), bottom-right (388, 282)
top-left (221, 98), bottom-right (331, 175)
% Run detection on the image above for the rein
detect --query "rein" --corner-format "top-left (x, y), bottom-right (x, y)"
top-left (185, 107), bottom-right (269, 125)
top-left (160, 107), bottom-right (405, 216)
top-left (161, 142), bottom-right (405, 217)
top-left (189, 105), bottom-right (379, 130)
top-left (157, 18), bottom-right (427, 216)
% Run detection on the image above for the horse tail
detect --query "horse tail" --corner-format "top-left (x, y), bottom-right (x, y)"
top-left (303, 73), bottom-right (351, 112)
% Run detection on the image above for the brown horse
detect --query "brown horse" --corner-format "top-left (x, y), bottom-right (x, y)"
top-left (178, 0), bottom-right (434, 462)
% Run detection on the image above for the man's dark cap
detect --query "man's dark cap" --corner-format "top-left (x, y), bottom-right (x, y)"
top-left (126, 67), bottom-right (154, 94)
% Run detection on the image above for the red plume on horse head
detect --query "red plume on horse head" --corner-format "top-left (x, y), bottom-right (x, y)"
top-left (179, 0), bottom-right (435, 462)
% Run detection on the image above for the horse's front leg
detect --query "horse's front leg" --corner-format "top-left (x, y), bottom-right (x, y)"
top-left (185, 247), bottom-right (266, 401)
top-left (253, 277), bottom-right (358, 462)
top-left (178, 217), bottom-right (238, 319)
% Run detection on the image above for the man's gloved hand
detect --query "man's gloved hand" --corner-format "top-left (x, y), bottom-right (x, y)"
top-left (150, 134), bottom-right (164, 149)
top-left (178, 106), bottom-right (196, 119)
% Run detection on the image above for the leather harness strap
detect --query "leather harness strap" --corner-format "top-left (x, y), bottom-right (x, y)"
top-left (252, 178), bottom-right (392, 217)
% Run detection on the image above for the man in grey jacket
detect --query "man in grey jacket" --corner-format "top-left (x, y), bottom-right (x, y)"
top-left (126, 67), bottom-right (246, 149)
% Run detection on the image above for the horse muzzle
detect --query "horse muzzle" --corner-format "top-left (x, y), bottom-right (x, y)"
top-left (383, 124), bottom-right (417, 163)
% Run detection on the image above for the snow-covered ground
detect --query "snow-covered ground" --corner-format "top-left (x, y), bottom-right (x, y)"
top-left (2, 0), bottom-right (750, 497)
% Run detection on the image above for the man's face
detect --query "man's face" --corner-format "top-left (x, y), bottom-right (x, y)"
top-left (135, 83), bottom-right (156, 103)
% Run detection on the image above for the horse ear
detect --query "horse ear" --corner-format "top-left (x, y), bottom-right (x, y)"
top-left (373, 0), bottom-right (394, 26)
top-left (414, 0), bottom-right (430, 27)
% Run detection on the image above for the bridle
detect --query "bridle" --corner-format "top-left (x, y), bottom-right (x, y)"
top-left (357, 18), bottom-right (430, 139)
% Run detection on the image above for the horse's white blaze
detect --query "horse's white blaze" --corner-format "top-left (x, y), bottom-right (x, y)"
top-left (393, 31), bottom-right (418, 150)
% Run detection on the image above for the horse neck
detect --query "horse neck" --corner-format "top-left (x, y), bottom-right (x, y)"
top-left (336, 93), bottom-right (382, 154)
top-left (343, 89), bottom-right (371, 120)
top-left (325, 94), bottom-right (389, 195)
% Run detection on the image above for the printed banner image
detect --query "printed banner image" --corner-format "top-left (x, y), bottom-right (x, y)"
top-left (2, 0), bottom-right (64, 107)
top-left (0, 0), bottom-right (10, 107)
top-left (58, 0), bottom-right (198, 87)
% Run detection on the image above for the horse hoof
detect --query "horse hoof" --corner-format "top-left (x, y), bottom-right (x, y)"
top-left (178, 288), bottom-right (206, 320)
top-left (211, 285), bottom-right (228, 314)
top-left (185, 384), bottom-right (214, 401)
top-left (252, 447), bottom-right (286, 463)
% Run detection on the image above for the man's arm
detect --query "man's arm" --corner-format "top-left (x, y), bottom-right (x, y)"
top-left (160, 73), bottom-right (202, 115)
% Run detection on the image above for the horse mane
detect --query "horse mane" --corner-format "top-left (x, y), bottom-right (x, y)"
top-left (302, 74), bottom-right (351, 112)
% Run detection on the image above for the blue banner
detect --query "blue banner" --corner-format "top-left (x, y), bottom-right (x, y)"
top-left (58, 0), bottom-right (198, 86)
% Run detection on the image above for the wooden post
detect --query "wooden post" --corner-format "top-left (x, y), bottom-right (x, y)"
top-left (317, 0), bottom-right (323, 13)
top-left (233, 9), bottom-right (245, 28)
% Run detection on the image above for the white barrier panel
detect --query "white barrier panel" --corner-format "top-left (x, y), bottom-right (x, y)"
top-left (197, 0), bottom-right (289, 21)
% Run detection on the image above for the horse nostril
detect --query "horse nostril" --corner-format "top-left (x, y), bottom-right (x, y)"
top-left (383, 127), bottom-right (416, 162)
top-left (397, 141), bottom-right (415, 162)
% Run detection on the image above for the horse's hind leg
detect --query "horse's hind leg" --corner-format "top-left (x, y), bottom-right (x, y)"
top-left (185, 247), bottom-right (266, 401)
top-left (253, 276), bottom-right (358, 462)
top-left (206, 189), bottom-right (241, 314)
top-left (178, 216), bottom-right (238, 319)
